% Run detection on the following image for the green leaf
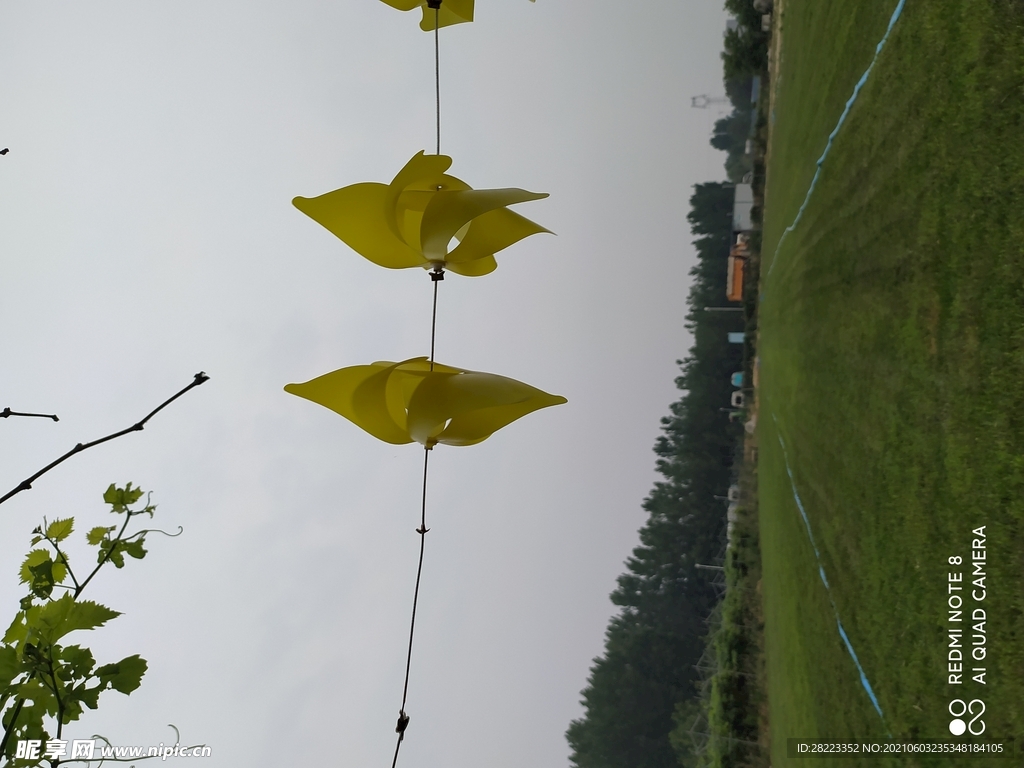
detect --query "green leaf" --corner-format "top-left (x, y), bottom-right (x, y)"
top-left (87, 525), bottom-right (116, 545)
top-left (14, 676), bottom-right (58, 714)
top-left (95, 654), bottom-right (147, 694)
top-left (59, 694), bottom-right (85, 723)
top-left (74, 681), bottom-right (102, 710)
top-left (102, 483), bottom-right (118, 506)
top-left (99, 540), bottom-right (126, 569)
top-left (20, 549), bottom-right (67, 599)
top-left (0, 645), bottom-right (19, 690)
top-left (19, 550), bottom-right (51, 584)
top-left (3, 700), bottom-right (51, 764)
top-left (26, 561), bottom-right (58, 600)
top-left (3, 612), bottom-right (27, 646)
top-left (122, 539), bottom-right (147, 560)
top-left (45, 518), bottom-right (74, 542)
top-left (57, 645), bottom-right (96, 681)
top-left (103, 483), bottom-right (145, 513)
top-left (28, 595), bottom-right (120, 645)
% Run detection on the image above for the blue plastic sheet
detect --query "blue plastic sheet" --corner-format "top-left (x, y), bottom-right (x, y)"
top-left (771, 412), bottom-right (889, 727)
top-left (765, 0), bottom-right (908, 280)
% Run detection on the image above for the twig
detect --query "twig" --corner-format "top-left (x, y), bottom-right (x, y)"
top-left (0, 373), bottom-right (209, 508)
top-left (75, 508), bottom-right (136, 598)
top-left (2, 408), bottom-right (59, 422)
top-left (0, 682), bottom-right (30, 757)
top-left (49, 647), bottom-right (66, 741)
top-left (42, 529), bottom-right (81, 592)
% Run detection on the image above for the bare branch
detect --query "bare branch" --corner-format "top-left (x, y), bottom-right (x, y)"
top-left (2, 408), bottom-right (59, 422)
top-left (0, 373), bottom-right (209, 508)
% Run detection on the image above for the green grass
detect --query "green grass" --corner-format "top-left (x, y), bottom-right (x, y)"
top-left (758, 1), bottom-right (1024, 765)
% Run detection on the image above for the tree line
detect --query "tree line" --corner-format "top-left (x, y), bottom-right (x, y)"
top-left (565, 4), bottom-right (771, 763)
top-left (565, 181), bottom-right (744, 768)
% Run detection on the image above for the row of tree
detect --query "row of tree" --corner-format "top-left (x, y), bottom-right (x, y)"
top-left (565, 181), bottom-right (744, 768)
top-left (565, 3), bottom-right (774, 762)
top-left (715, 0), bottom-right (771, 182)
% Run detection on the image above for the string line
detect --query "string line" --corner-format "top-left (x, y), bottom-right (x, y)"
top-left (392, 183), bottom-right (442, 768)
top-left (435, 5), bottom-right (440, 155)
top-left (391, 447), bottom-right (431, 768)
top-left (392, 6), bottom-right (444, 763)
top-left (430, 278), bottom-right (439, 368)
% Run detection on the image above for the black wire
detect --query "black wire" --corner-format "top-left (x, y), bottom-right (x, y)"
top-left (392, 9), bottom-right (443, 765)
top-left (390, 733), bottom-right (404, 768)
top-left (392, 447), bottom-right (431, 768)
top-left (391, 214), bottom-right (442, 768)
top-left (435, 6), bottom-right (440, 155)
top-left (429, 278), bottom-right (439, 370)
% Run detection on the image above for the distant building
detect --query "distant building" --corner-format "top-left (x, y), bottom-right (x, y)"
top-left (727, 255), bottom-right (745, 302)
top-left (732, 183), bottom-right (754, 232)
top-left (727, 235), bottom-right (749, 302)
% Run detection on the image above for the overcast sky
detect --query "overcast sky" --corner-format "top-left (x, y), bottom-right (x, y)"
top-left (0, 2), bottom-right (729, 765)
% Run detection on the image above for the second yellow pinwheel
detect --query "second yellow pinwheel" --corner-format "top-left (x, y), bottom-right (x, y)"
top-left (285, 357), bottom-right (565, 447)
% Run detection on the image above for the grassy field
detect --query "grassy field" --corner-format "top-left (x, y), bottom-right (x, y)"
top-left (757, 1), bottom-right (1024, 765)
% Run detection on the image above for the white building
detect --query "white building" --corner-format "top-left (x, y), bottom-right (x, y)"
top-left (732, 182), bottom-right (754, 232)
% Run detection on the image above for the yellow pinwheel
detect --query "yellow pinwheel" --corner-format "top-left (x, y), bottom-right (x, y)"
top-left (293, 151), bottom-right (550, 277)
top-left (378, 0), bottom-right (535, 31)
top-left (285, 357), bottom-right (566, 447)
